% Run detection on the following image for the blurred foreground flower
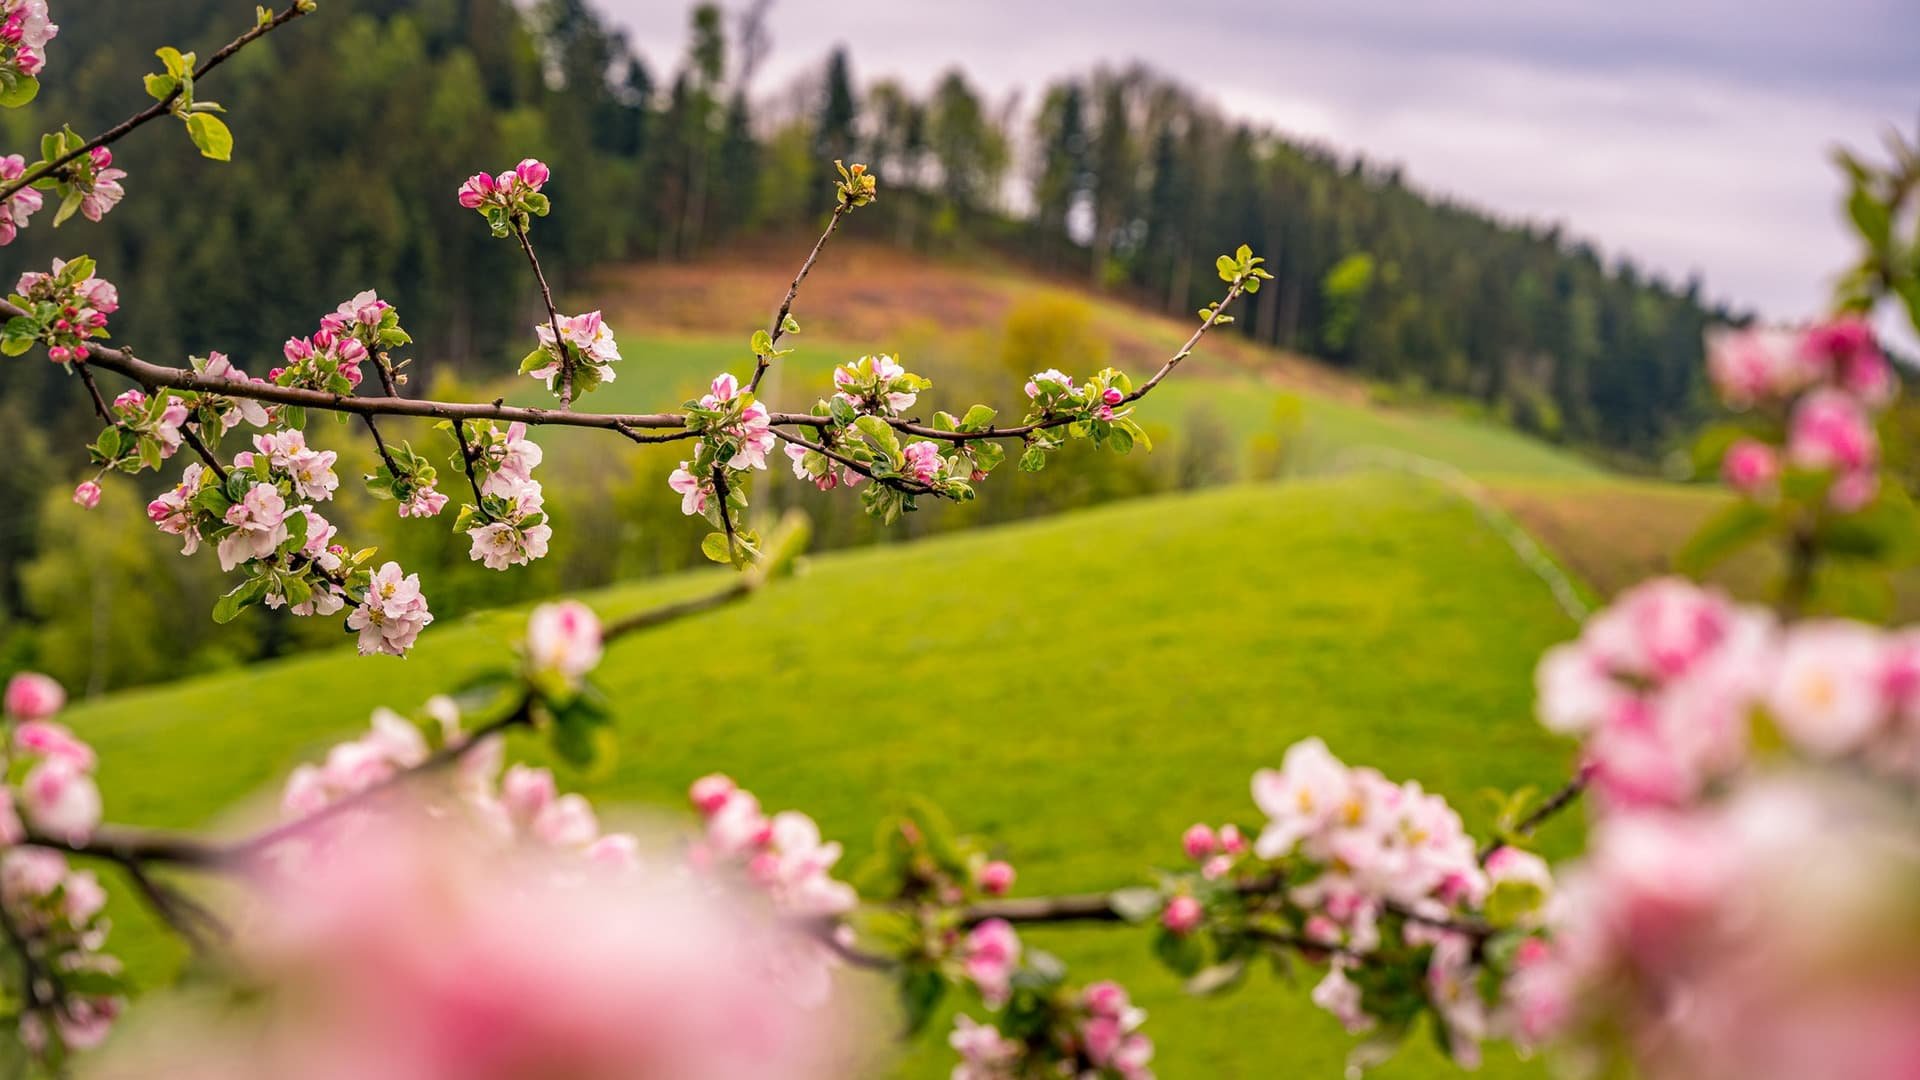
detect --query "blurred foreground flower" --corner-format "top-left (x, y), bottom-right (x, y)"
top-left (105, 815), bottom-right (857, 1080)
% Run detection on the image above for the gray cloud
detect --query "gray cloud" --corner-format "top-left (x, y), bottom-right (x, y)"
top-left (600, 0), bottom-right (1918, 324)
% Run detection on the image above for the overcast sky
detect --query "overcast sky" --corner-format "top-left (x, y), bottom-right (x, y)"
top-left (599, 0), bottom-right (1919, 323)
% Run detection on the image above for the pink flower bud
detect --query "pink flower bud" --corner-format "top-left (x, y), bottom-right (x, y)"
top-left (46, 345), bottom-right (69, 363)
top-left (1161, 894), bottom-right (1204, 934)
top-left (21, 758), bottom-right (101, 843)
top-left (1721, 439), bottom-right (1779, 495)
top-left (457, 172), bottom-right (496, 209)
top-left (1102, 387), bottom-right (1124, 406)
top-left (71, 481), bottom-right (101, 509)
top-left (70, 344), bottom-right (87, 361)
top-left (515, 158), bottom-right (550, 190)
top-left (4, 673), bottom-right (65, 721)
top-left (1218, 823), bottom-right (1247, 854)
top-left (1182, 823), bottom-right (1218, 860)
top-left (89, 147), bottom-right (112, 169)
top-left (689, 773), bottom-right (737, 816)
top-left (976, 860), bottom-right (1016, 896)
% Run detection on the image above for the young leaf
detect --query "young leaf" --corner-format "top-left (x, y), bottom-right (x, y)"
top-left (184, 113), bottom-right (234, 161)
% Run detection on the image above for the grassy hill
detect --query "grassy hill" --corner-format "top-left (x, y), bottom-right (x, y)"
top-left (559, 241), bottom-right (1602, 483)
top-left (72, 475), bottom-right (1583, 1078)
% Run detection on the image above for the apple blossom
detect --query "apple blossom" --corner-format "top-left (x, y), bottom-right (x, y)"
top-left (149, 818), bottom-right (846, 1080)
top-left (12, 257), bottom-right (115, 364)
top-left (901, 439), bottom-right (942, 484)
top-left (976, 859), bottom-right (1015, 895)
top-left (4, 672), bottom-right (64, 720)
top-left (831, 354), bottom-right (923, 416)
top-left (668, 460), bottom-right (714, 515)
top-left (217, 481), bottom-right (292, 571)
top-left (1161, 893), bottom-right (1203, 934)
top-left (1720, 438), bottom-right (1779, 495)
top-left (529, 310), bottom-right (621, 392)
top-left (524, 600), bottom-right (602, 680)
top-left (0, 153), bottom-right (42, 245)
top-left (20, 756), bottom-right (101, 843)
top-left (962, 918), bottom-right (1021, 1007)
top-left (75, 147), bottom-right (125, 223)
top-left (346, 561), bottom-right (433, 657)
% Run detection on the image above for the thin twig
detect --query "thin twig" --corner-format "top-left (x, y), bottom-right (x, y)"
top-left (451, 419), bottom-right (489, 510)
top-left (180, 423), bottom-right (229, 483)
top-left (747, 203), bottom-right (849, 395)
top-left (0, 2), bottom-right (314, 203)
top-left (514, 223), bottom-right (573, 409)
top-left (1479, 774), bottom-right (1588, 863)
top-left (72, 363), bottom-right (112, 424)
top-left (360, 414), bottom-right (401, 477)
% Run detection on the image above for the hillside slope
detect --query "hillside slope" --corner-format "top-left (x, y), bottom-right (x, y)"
top-left (576, 241), bottom-right (1602, 481)
top-left (74, 476), bottom-right (1578, 1077)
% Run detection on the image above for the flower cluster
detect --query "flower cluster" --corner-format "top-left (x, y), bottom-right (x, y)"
top-left (687, 773), bottom-right (858, 1001)
top-left (345, 561), bottom-right (433, 656)
top-left (524, 308), bottom-right (621, 398)
top-left (0, 153), bottom-right (41, 244)
top-left (688, 773), bottom-right (858, 922)
top-left (830, 354), bottom-right (926, 418)
top-left (0, 672), bottom-right (125, 1064)
top-left (280, 701), bottom-right (635, 871)
top-left (671, 372), bottom-right (782, 557)
top-left (92, 386), bottom-right (187, 468)
top-left (457, 157), bottom-right (551, 236)
top-left (1, 0), bottom-right (56, 81)
top-left (1706, 316), bottom-right (1893, 511)
top-left (140, 817), bottom-right (842, 1079)
top-left (949, 971), bottom-right (1156, 1080)
top-left (448, 419), bottom-right (550, 570)
top-left (271, 290), bottom-right (405, 400)
top-left (1537, 576), bottom-right (1920, 805)
top-left (3, 255), bottom-right (114, 363)
top-left (141, 428), bottom-right (432, 653)
top-left (1014, 366), bottom-right (1149, 473)
top-left (1510, 778), bottom-right (1920, 1080)
top-left (178, 351), bottom-right (272, 436)
top-left (1136, 739), bottom-right (1541, 1069)
top-left (62, 146), bottom-right (124, 224)
top-left (274, 324), bottom-right (366, 395)
top-left (318, 288), bottom-right (410, 360)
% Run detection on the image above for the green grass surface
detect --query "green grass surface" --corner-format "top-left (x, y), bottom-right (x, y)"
top-left (70, 475), bottom-right (1582, 1077)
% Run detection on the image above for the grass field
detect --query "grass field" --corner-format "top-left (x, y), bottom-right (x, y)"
top-left (70, 475), bottom-right (1584, 1077)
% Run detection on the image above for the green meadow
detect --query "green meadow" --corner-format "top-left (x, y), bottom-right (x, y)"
top-left (71, 475), bottom-right (1584, 1077)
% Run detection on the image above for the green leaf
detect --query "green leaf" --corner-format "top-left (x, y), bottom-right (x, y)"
top-left (144, 73), bottom-right (179, 102)
top-left (1153, 928), bottom-right (1205, 976)
top-left (184, 113), bottom-right (233, 161)
top-left (1676, 499), bottom-right (1775, 576)
top-left (51, 188), bottom-right (84, 228)
top-left (700, 531), bottom-right (733, 564)
top-left (897, 966), bottom-right (946, 1036)
top-left (960, 404), bottom-right (997, 431)
top-left (517, 345), bottom-right (552, 376)
top-left (750, 329), bottom-right (774, 356)
top-left (0, 70), bottom-right (38, 109)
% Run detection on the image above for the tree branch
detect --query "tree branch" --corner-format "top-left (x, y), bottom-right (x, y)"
top-left (770, 428), bottom-right (933, 495)
top-left (514, 222), bottom-right (574, 409)
top-left (0, 2), bottom-right (314, 203)
top-left (747, 202), bottom-right (848, 395)
top-left (1479, 773), bottom-right (1587, 863)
